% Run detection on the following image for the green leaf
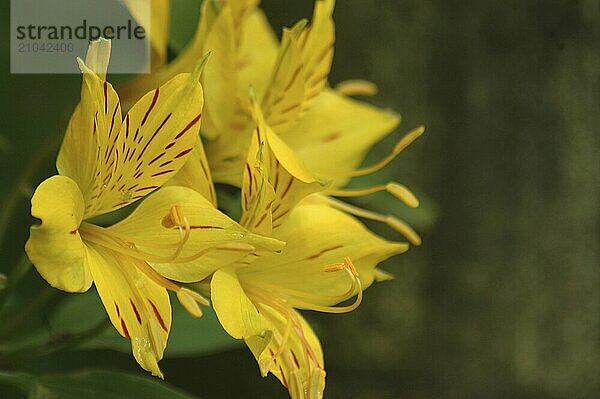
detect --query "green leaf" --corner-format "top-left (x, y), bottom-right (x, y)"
top-left (50, 290), bottom-right (240, 357)
top-left (0, 370), bottom-right (196, 399)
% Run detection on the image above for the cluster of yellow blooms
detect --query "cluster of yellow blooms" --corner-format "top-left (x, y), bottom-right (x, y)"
top-left (25, 1), bottom-right (423, 397)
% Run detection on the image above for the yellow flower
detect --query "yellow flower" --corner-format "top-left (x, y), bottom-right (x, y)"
top-left (207, 98), bottom-right (408, 398)
top-left (126, 0), bottom-right (423, 247)
top-left (118, 0), bottom-right (335, 185)
top-left (24, 39), bottom-right (283, 377)
top-left (212, 202), bottom-right (407, 398)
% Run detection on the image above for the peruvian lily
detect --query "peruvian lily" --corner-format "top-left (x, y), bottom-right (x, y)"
top-left (124, 0), bottom-right (424, 246)
top-left (212, 200), bottom-right (408, 398)
top-left (25, 39), bottom-right (283, 377)
top-left (206, 98), bottom-right (407, 398)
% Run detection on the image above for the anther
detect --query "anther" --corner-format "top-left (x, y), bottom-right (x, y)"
top-left (344, 126), bottom-right (425, 177)
top-left (325, 182), bottom-right (420, 208)
top-left (335, 79), bottom-right (378, 97)
top-left (176, 288), bottom-right (210, 318)
top-left (385, 183), bottom-right (419, 208)
top-left (385, 216), bottom-right (422, 246)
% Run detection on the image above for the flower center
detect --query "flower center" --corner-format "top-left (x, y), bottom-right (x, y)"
top-left (79, 205), bottom-right (254, 316)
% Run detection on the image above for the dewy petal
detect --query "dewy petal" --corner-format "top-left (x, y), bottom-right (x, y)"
top-left (281, 89), bottom-right (400, 187)
top-left (166, 137), bottom-right (217, 206)
top-left (239, 202), bottom-right (408, 302)
top-left (25, 175), bottom-right (92, 293)
top-left (211, 267), bottom-right (266, 339)
top-left (107, 186), bottom-right (285, 282)
top-left (85, 243), bottom-right (171, 378)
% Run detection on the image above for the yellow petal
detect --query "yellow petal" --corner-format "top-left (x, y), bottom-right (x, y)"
top-left (123, 0), bottom-right (170, 68)
top-left (211, 267), bottom-right (266, 339)
top-left (282, 89), bottom-right (400, 187)
top-left (239, 202), bottom-right (407, 301)
top-left (261, 22), bottom-right (306, 132)
top-left (85, 243), bottom-right (171, 378)
top-left (81, 61), bottom-right (204, 218)
top-left (83, 38), bottom-right (111, 80)
top-left (240, 128), bottom-right (276, 236)
top-left (201, 5), bottom-right (238, 139)
top-left (166, 137), bottom-right (217, 206)
top-left (296, 0), bottom-right (335, 104)
top-left (107, 186), bottom-right (285, 282)
top-left (25, 175), bottom-right (92, 293)
top-left (117, 0), bottom-right (218, 110)
top-left (237, 9), bottom-right (279, 102)
top-left (57, 51), bottom-right (122, 213)
top-left (245, 305), bottom-right (325, 398)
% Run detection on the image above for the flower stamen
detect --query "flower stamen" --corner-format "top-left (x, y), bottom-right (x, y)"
top-left (325, 182), bottom-right (419, 208)
top-left (331, 126), bottom-right (424, 178)
top-left (320, 196), bottom-right (422, 245)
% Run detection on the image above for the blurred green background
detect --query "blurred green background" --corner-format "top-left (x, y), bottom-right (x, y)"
top-left (1, 0), bottom-right (600, 398)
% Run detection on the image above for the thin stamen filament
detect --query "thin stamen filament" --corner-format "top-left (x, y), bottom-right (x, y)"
top-left (333, 126), bottom-right (424, 178)
top-left (325, 182), bottom-right (419, 208)
top-left (321, 196), bottom-right (422, 245)
top-left (249, 277), bottom-right (356, 303)
top-left (81, 222), bottom-right (255, 264)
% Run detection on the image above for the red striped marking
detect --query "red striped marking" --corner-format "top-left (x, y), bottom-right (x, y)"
top-left (141, 88), bottom-right (159, 126)
top-left (135, 185), bottom-right (158, 192)
top-left (130, 299), bottom-right (142, 324)
top-left (245, 163), bottom-right (253, 197)
top-left (137, 113), bottom-right (172, 162)
top-left (174, 113), bottom-right (202, 139)
top-left (306, 245), bottom-right (344, 260)
top-left (109, 103), bottom-right (119, 139)
top-left (164, 142), bottom-right (176, 150)
top-left (120, 318), bottom-right (130, 338)
top-left (103, 81), bottom-right (108, 114)
top-left (125, 115), bottom-right (130, 138)
top-left (284, 65), bottom-right (303, 92)
top-left (254, 212), bottom-right (268, 229)
top-left (148, 152), bottom-right (165, 166)
top-left (148, 300), bottom-right (168, 332)
top-left (188, 225), bottom-right (224, 230)
top-left (280, 176), bottom-right (294, 198)
top-left (151, 169), bottom-right (174, 177)
top-left (174, 148), bottom-right (193, 159)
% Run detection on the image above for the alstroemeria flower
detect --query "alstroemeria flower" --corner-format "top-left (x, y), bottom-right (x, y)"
top-left (206, 99), bottom-right (407, 398)
top-left (118, 0), bottom-right (334, 186)
top-left (25, 39), bottom-right (283, 377)
top-left (212, 202), bottom-right (407, 398)
top-left (122, 0), bottom-right (423, 247)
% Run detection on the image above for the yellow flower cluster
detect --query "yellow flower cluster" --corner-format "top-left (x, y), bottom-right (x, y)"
top-left (25, 1), bottom-right (423, 398)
